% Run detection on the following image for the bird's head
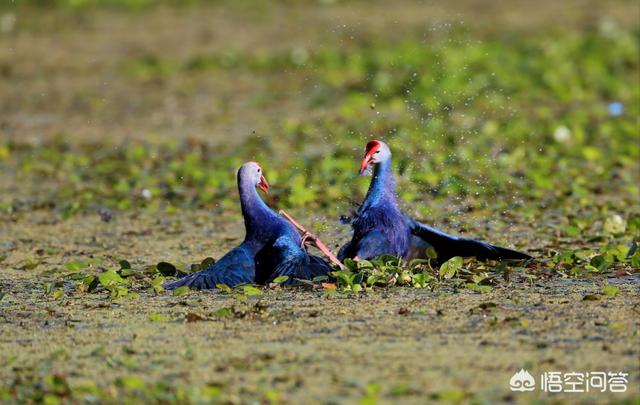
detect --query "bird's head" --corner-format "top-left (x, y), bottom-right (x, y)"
top-left (239, 161), bottom-right (270, 193)
top-left (359, 140), bottom-right (391, 175)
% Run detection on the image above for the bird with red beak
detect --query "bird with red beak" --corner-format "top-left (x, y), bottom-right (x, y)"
top-left (255, 163), bottom-right (270, 194)
top-left (164, 161), bottom-right (331, 289)
top-left (359, 140), bottom-right (392, 175)
top-left (339, 140), bottom-right (531, 263)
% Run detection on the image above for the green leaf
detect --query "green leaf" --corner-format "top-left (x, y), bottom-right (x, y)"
top-left (200, 257), bottom-right (216, 269)
top-left (357, 260), bottom-right (373, 269)
top-left (80, 275), bottom-right (99, 292)
top-left (602, 284), bottom-right (619, 298)
top-left (584, 265), bottom-right (600, 273)
top-left (366, 275), bottom-right (382, 286)
top-left (332, 270), bottom-right (351, 287)
top-left (216, 283), bottom-right (232, 293)
top-left (18, 257), bottom-right (43, 270)
top-left (149, 313), bottom-right (167, 322)
top-left (98, 269), bottom-right (129, 287)
top-left (272, 275), bottom-right (289, 284)
top-left (149, 276), bottom-right (165, 294)
top-left (156, 262), bottom-right (177, 276)
top-left (172, 286), bottom-right (190, 296)
top-left (234, 293), bottom-right (248, 303)
top-left (581, 146), bottom-right (601, 161)
top-left (242, 285), bottom-right (263, 296)
top-left (66, 261), bottom-right (85, 272)
top-left (436, 389), bottom-right (466, 403)
top-left (412, 273), bottom-right (434, 288)
top-left (425, 247), bottom-right (438, 259)
top-left (110, 285), bottom-right (130, 298)
top-left (119, 268), bottom-right (136, 278)
top-left (116, 375), bottom-right (146, 390)
top-left (439, 256), bottom-right (462, 279)
top-left (609, 245), bottom-right (629, 262)
top-left (590, 255), bottom-right (610, 271)
top-left (465, 283), bottom-right (492, 293)
top-left (563, 225), bottom-right (581, 237)
top-left (408, 258), bottom-right (430, 267)
top-left (342, 259), bottom-right (358, 271)
top-left (212, 307), bottom-right (233, 318)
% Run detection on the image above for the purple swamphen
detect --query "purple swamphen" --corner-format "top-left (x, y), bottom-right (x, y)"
top-left (338, 140), bottom-right (531, 263)
top-left (164, 162), bottom-right (331, 290)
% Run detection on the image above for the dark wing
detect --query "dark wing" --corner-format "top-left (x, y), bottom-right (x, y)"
top-left (337, 241), bottom-right (351, 262)
top-left (408, 217), bottom-right (531, 262)
top-left (163, 243), bottom-right (255, 290)
top-left (338, 230), bottom-right (396, 261)
top-left (255, 235), bottom-right (331, 285)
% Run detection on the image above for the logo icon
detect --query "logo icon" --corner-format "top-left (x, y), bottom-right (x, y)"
top-left (510, 369), bottom-right (536, 392)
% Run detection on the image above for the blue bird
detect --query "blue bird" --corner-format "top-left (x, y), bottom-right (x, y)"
top-left (164, 162), bottom-right (331, 290)
top-left (338, 140), bottom-right (531, 263)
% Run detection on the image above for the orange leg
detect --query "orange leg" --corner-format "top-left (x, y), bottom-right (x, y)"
top-left (279, 210), bottom-right (345, 269)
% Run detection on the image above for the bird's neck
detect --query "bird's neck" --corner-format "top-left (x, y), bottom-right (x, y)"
top-left (238, 179), bottom-right (278, 240)
top-left (362, 159), bottom-right (398, 210)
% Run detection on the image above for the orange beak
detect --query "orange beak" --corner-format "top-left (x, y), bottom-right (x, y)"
top-left (257, 174), bottom-right (270, 193)
top-left (359, 151), bottom-right (375, 175)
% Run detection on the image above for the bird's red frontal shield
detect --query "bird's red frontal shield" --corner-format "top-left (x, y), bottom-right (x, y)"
top-left (359, 140), bottom-right (382, 174)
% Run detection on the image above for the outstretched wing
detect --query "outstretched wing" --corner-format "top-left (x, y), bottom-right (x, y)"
top-left (408, 217), bottom-right (531, 262)
top-left (338, 230), bottom-right (396, 261)
top-left (163, 244), bottom-right (255, 290)
top-left (255, 235), bottom-right (331, 285)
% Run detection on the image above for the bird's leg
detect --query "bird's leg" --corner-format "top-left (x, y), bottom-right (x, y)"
top-left (279, 210), bottom-right (345, 269)
top-left (278, 209), bottom-right (307, 235)
top-left (304, 235), bottom-right (346, 270)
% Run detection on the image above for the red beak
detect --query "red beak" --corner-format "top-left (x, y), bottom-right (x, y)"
top-left (359, 152), bottom-right (374, 175)
top-left (257, 174), bottom-right (270, 193)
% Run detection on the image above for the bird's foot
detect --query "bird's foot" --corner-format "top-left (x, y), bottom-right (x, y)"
top-left (279, 210), bottom-right (345, 269)
top-left (299, 231), bottom-right (313, 247)
top-left (303, 236), bottom-right (346, 270)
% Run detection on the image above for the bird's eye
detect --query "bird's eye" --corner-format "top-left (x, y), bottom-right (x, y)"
top-left (374, 150), bottom-right (380, 154)
top-left (257, 168), bottom-right (261, 172)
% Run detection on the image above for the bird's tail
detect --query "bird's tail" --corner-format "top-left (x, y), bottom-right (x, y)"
top-left (456, 238), bottom-right (532, 262)
top-left (408, 218), bottom-right (532, 263)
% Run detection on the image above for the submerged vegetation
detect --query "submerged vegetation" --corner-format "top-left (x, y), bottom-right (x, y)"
top-left (0, 0), bottom-right (638, 403)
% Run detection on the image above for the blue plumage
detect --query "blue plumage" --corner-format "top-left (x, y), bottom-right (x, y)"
top-left (255, 236), bottom-right (331, 285)
top-left (339, 141), bottom-right (531, 263)
top-left (163, 244), bottom-right (255, 289)
top-left (164, 162), bottom-right (331, 290)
